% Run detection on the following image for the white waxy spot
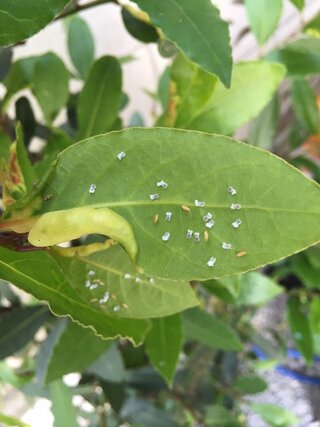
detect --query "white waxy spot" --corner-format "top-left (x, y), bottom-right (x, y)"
top-left (113, 305), bottom-right (121, 312)
top-left (135, 277), bottom-right (141, 283)
top-left (124, 273), bottom-right (131, 280)
top-left (222, 242), bottom-right (232, 250)
top-left (85, 279), bottom-right (91, 288)
top-left (228, 186), bottom-right (237, 196)
top-left (165, 212), bottom-right (172, 222)
top-left (89, 184), bottom-right (96, 194)
top-left (232, 219), bottom-right (242, 229)
top-left (205, 220), bottom-right (215, 229)
top-left (186, 229), bottom-right (193, 240)
top-left (231, 203), bottom-right (241, 210)
top-left (89, 284), bottom-right (98, 290)
top-left (203, 213), bottom-right (212, 222)
top-left (194, 232), bottom-right (200, 243)
top-left (117, 151), bottom-right (126, 160)
top-left (162, 232), bottom-right (171, 242)
top-left (99, 291), bottom-right (110, 304)
top-left (88, 270), bottom-right (95, 276)
top-left (207, 257), bottom-right (216, 267)
top-left (195, 200), bottom-right (205, 207)
top-left (149, 278), bottom-right (155, 285)
top-left (150, 194), bottom-right (159, 201)
top-left (157, 180), bottom-right (168, 189)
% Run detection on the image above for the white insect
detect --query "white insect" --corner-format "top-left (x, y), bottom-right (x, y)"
top-left (232, 219), bottom-right (242, 229)
top-left (207, 257), bottom-right (217, 267)
top-left (230, 203), bottom-right (241, 210)
top-left (85, 280), bottom-right (91, 288)
top-left (194, 200), bottom-right (205, 207)
top-left (89, 284), bottom-right (98, 290)
top-left (117, 151), bottom-right (126, 160)
top-left (165, 212), bottom-right (172, 222)
top-left (99, 291), bottom-right (110, 304)
top-left (186, 230), bottom-right (193, 240)
top-left (88, 270), bottom-right (95, 276)
top-left (222, 242), bottom-right (232, 250)
top-left (203, 213), bottom-right (212, 222)
top-left (194, 232), bottom-right (200, 243)
top-left (162, 232), bottom-right (171, 242)
top-left (124, 273), bottom-right (131, 280)
top-left (205, 220), bottom-right (215, 229)
top-left (135, 277), bottom-right (142, 283)
top-left (228, 186), bottom-right (237, 196)
top-left (150, 194), bottom-right (159, 201)
top-left (89, 184), bottom-right (96, 194)
top-left (113, 305), bottom-right (121, 312)
top-left (149, 278), bottom-right (155, 285)
top-left (157, 180), bottom-right (168, 189)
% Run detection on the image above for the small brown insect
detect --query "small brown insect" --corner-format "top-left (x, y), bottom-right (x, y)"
top-left (122, 303), bottom-right (129, 309)
top-left (236, 251), bottom-right (247, 257)
top-left (204, 230), bottom-right (209, 242)
top-left (153, 214), bottom-right (159, 224)
top-left (111, 294), bottom-right (117, 300)
top-left (43, 194), bottom-right (53, 201)
top-left (181, 205), bottom-right (190, 213)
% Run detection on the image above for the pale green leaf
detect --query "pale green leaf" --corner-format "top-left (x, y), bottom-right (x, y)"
top-left (87, 344), bottom-right (125, 383)
top-left (0, 413), bottom-right (31, 427)
top-left (67, 16), bottom-right (95, 80)
top-left (77, 56), bottom-right (122, 140)
top-left (183, 308), bottom-right (243, 351)
top-left (190, 62), bottom-right (285, 135)
top-left (205, 405), bottom-right (242, 427)
top-left (15, 124), bottom-right (36, 192)
top-left (23, 127), bottom-right (320, 281)
top-left (250, 403), bottom-right (299, 427)
top-left (145, 314), bottom-right (182, 385)
top-left (291, 78), bottom-right (320, 134)
top-left (0, 0), bottom-right (69, 46)
top-left (51, 380), bottom-right (78, 427)
top-left (244, 0), bottom-right (283, 45)
top-left (0, 247), bottom-right (150, 344)
top-left (234, 374), bottom-right (268, 395)
top-left (134, 0), bottom-right (232, 87)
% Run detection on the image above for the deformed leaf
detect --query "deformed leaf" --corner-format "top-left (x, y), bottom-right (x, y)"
top-left (21, 127), bottom-right (320, 281)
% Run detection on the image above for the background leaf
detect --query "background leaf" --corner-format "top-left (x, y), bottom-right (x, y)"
top-left (250, 403), bottom-right (299, 427)
top-left (87, 344), bottom-right (125, 383)
top-left (121, 8), bottom-right (158, 43)
top-left (289, 0), bottom-right (305, 10)
top-left (51, 380), bottom-right (78, 427)
top-left (291, 78), bottom-right (320, 134)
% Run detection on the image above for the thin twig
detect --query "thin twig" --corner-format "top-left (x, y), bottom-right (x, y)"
top-left (56, 0), bottom-right (118, 20)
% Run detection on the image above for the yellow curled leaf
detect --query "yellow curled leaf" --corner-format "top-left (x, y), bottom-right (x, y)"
top-left (28, 207), bottom-right (138, 260)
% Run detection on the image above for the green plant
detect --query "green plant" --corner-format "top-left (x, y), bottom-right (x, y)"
top-left (1, 1), bottom-right (320, 426)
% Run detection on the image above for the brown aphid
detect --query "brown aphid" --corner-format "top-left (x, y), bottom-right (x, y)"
top-left (43, 194), bottom-right (53, 201)
top-left (204, 230), bottom-right (209, 242)
top-left (122, 303), bottom-right (129, 309)
top-left (181, 205), bottom-right (191, 213)
top-left (236, 251), bottom-right (247, 257)
top-left (111, 294), bottom-right (117, 300)
top-left (153, 213), bottom-right (159, 224)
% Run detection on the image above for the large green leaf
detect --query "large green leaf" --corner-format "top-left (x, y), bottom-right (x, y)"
top-left (145, 314), bottom-right (182, 385)
top-left (244, 0), bottom-right (283, 45)
top-left (77, 56), bottom-right (122, 140)
top-left (189, 62), bottom-right (285, 135)
top-left (51, 380), bottom-right (78, 427)
top-left (183, 308), bottom-right (243, 351)
top-left (53, 244), bottom-right (198, 319)
top-left (0, 247), bottom-right (149, 344)
top-left (3, 57), bottom-right (38, 104)
top-left (20, 127), bottom-right (320, 281)
top-left (121, 7), bottom-right (158, 43)
top-left (0, 0), bottom-right (69, 46)
top-left (134, 0), bottom-right (232, 87)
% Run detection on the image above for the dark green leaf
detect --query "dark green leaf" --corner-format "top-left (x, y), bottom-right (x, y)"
top-left (250, 403), bottom-right (299, 427)
top-left (67, 16), bottom-right (95, 80)
top-left (0, 47), bottom-right (12, 81)
top-left (244, 0), bottom-right (283, 45)
top-left (0, 0), bottom-right (69, 46)
top-left (183, 308), bottom-right (243, 351)
top-left (121, 8), bottom-right (158, 43)
top-left (3, 57), bottom-right (38, 103)
top-left (145, 314), bottom-right (182, 385)
top-left (157, 67), bottom-right (170, 113)
top-left (287, 296), bottom-right (313, 363)
top-left (291, 78), bottom-right (320, 134)
top-left (51, 380), bottom-right (78, 427)
top-left (15, 97), bottom-right (36, 146)
top-left (190, 62), bottom-right (285, 135)
top-left (15, 124), bottom-right (36, 192)
top-left (234, 374), bottom-right (268, 395)
top-left (0, 247), bottom-right (150, 344)
top-left (32, 53), bottom-right (69, 123)
top-left (310, 297), bottom-right (320, 354)
top-left (77, 56), bottom-right (122, 140)
top-left (0, 305), bottom-right (49, 359)
top-left (129, 112), bottom-right (144, 127)
top-left (134, 0), bottom-right (232, 87)
top-left (205, 405), bottom-right (242, 427)
top-left (87, 344), bottom-right (125, 383)
top-left (0, 132), bottom-right (10, 161)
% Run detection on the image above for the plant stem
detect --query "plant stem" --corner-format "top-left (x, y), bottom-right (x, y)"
top-left (56, 0), bottom-right (118, 20)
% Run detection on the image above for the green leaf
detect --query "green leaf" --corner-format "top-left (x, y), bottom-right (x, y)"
top-left (248, 95), bottom-right (279, 151)
top-left (182, 308), bottom-right (243, 351)
top-left (244, 0), bottom-right (283, 45)
top-left (291, 78), bottom-right (320, 134)
top-left (67, 16), bottom-right (95, 80)
top-left (190, 62), bottom-right (285, 135)
top-left (15, 124), bottom-right (36, 192)
top-left (287, 296), bottom-right (313, 363)
top-left (121, 8), bottom-right (158, 43)
top-left (43, 319), bottom-right (110, 384)
top-left (87, 344), bottom-right (125, 383)
top-left (250, 403), bottom-right (299, 427)
top-left (289, 0), bottom-right (304, 10)
top-left (145, 314), bottom-right (182, 385)
top-left (52, 244), bottom-right (198, 319)
top-left (0, 247), bottom-right (150, 344)
top-left (234, 374), bottom-right (268, 395)
top-left (134, 0), bottom-right (232, 87)
top-left (0, 132), bottom-right (10, 161)
top-left (24, 127), bottom-right (320, 281)
top-left (77, 56), bottom-right (122, 140)
top-left (0, 305), bottom-right (49, 359)
top-left (32, 53), bottom-right (69, 123)
top-left (15, 97), bottom-right (36, 146)
top-left (310, 297), bottom-right (320, 354)
top-left (0, 413), bottom-right (31, 427)
top-left (0, 0), bottom-right (69, 46)
top-left (205, 405), bottom-right (242, 427)
top-left (0, 361), bottom-right (32, 388)
top-left (51, 380), bottom-right (78, 427)
top-left (3, 57), bottom-right (38, 103)
top-left (0, 47), bottom-right (12, 81)
top-left (157, 67), bottom-right (171, 113)
top-left (268, 38), bottom-right (320, 76)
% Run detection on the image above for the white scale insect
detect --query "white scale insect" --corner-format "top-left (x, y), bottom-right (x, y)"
top-left (89, 184), bottom-right (96, 194)
top-left (205, 220), bottom-right (215, 229)
top-left (150, 194), bottom-right (159, 201)
top-left (203, 213), bottom-right (212, 222)
top-left (99, 291), bottom-right (110, 304)
top-left (124, 273), bottom-right (131, 279)
top-left (165, 212), bottom-right (172, 221)
top-left (222, 242), bottom-right (232, 250)
top-left (194, 232), bottom-right (200, 243)
top-left (135, 277), bottom-right (142, 283)
top-left (157, 180), bottom-right (168, 189)
top-left (149, 278), bottom-right (155, 285)
top-left (207, 257), bottom-right (216, 267)
top-left (232, 219), bottom-right (242, 229)
top-left (194, 200), bottom-right (205, 207)
top-left (117, 151), bottom-right (126, 160)
top-left (113, 305), bottom-right (121, 312)
top-left (228, 186), bottom-right (237, 196)
top-left (230, 203), bottom-right (241, 210)
top-left (186, 230), bottom-right (193, 240)
top-left (162, 232), bottom-right (171, 242)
